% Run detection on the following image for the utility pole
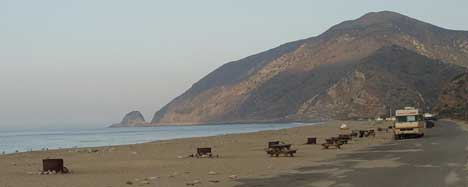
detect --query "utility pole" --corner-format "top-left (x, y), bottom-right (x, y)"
top-left (465, 109), bottom-right (467, 121)
top-left (465, 67), bottom-right (468, 121)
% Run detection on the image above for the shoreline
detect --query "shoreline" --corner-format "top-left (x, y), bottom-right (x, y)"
top-left (112, 119), bottom-right (324, 127)
top-left (0, 120), bottom-right (393, 187)
top-left (0, 122), bottom-right (318, 155)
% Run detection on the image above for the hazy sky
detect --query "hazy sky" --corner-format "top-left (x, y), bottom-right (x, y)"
top-left (1, 0), bottom-right (468, 129)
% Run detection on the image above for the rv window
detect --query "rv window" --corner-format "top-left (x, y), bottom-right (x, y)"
top-left (396, 116), bottom-right (406, 122)
top-left (407, 115), bottom-right (416, 122)
top-left (396, 115), bottom-right (418, 122)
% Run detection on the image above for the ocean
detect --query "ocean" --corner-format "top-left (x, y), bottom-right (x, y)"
top-left (0, 122), bottom-right (316, 154)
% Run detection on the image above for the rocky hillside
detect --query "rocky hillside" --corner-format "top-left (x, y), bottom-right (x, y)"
top-left (294, 45), bottom-right (464, 120)
top-left (111, 111), bottom-right (147, 127)
top-left (434, 72), bottom-right (468, 120)
top-left (151, 11), bottom-right (468, 125)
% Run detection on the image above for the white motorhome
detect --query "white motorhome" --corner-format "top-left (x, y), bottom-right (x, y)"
top-left (393, 107), bottom-right (425, 140)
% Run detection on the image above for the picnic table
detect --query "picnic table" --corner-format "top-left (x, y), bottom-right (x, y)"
top-left (270, 144), bottom-right (292, 150)
top-left (338, 134), bottom-right (352, 142)
top-left (268, 141), bottom-right (281, 148)
top-left (322, 137), bottom-right (344, 149)
top-left (358, 129), bottom-right (376, 138)
top-left (265, 142), bottom-right (297, 157)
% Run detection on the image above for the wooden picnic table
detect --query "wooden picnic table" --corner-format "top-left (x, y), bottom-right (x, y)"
top-left (265, 143), bottom-right (296, 157)
top-left (268, 141), bottom-right (281, 148)
top-left (357, 129), bottom-right (376, 138)
top-left (322, 137), bottom-right (344, 149)
top-left (269, 144), bottom-right (292, 150)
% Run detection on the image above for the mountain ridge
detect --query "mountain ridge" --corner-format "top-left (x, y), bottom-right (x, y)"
top-left (145, 11), bottom-right (468, 126)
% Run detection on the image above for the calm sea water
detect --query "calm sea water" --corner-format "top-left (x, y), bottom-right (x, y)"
top-left (0, 122), bottom-right (316, 154)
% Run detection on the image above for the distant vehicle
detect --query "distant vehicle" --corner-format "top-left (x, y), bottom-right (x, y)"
top-left (423, 113), bottom-right (433, 118)
top-left (423, 113), bottom-right (438, 121)
top-left (393, 107), bottom-right (425, 140)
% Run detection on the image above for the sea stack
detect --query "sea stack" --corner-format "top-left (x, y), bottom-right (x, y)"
top-left (110, 111), bottom-right (147, 127)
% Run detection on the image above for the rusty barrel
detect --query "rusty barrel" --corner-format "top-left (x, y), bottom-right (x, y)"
top-left (307, 137), bottom-right (317, 144)
top-left (43, 159), bottom-right (64, 172)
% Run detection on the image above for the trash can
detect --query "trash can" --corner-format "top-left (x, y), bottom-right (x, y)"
top-left (43, 159), bottom-right (64, 172)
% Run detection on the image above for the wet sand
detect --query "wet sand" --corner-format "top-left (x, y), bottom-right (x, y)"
top-left (0, 120), bottom-right (393, 187)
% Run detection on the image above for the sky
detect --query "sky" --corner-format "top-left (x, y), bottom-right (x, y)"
top-left (1, 0), bottom-right (468, 129)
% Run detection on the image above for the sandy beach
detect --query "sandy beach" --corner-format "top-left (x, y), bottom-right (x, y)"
top-left (0, 121), bottom-right (393, 187)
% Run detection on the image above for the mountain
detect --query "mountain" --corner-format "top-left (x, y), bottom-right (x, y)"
top-left (151, 11), bottom-right (468, 125)
top-left (434, 72), bottom-right (468, 120)
top-left (110, 111), bottom-right (147, 127)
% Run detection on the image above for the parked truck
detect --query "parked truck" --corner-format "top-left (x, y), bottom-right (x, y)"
top-left (393, 107), bottom-right (425, 140)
